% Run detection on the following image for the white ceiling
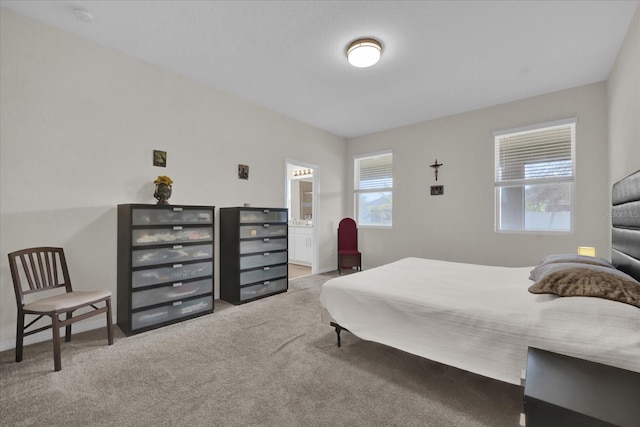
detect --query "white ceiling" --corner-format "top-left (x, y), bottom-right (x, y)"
top-left (1, 0), bottom-right (637, 138)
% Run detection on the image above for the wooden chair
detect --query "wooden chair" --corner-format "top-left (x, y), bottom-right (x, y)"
top-left (8, 247), bottom-right (113, 371)
top-left (337, 218), bottom-right (362, 274)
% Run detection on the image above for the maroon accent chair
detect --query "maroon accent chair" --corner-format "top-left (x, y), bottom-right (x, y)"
top-left (337, 218), bottom-right (362, 275)
top-left (8, 247), bottom-right (114, 371)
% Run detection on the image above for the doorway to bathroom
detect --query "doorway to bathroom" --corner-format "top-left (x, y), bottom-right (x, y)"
top-left (285, 159), bottom-right (319, 277)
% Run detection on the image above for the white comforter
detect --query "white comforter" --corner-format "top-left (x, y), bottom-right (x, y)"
top-left (320, 257), bottom-right (640, 385)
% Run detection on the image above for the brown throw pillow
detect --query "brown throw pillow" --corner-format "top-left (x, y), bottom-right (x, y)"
top-left (529, 266), bottom-right (640, 308)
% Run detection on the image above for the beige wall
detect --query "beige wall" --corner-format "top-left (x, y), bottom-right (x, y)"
top-left (608, 4), bottom-right (640, 185)
top-left (0, 9), bottom-right (346, 350)
top-left (347, 82), bottom-right (610, 269)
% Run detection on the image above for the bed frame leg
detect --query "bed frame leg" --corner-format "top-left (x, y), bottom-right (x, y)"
top-left (330, 322), bottom-right (348, 348)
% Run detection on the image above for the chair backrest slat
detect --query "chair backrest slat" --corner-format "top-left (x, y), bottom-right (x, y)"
top-left (42, 251), bottom-right (51, 288)
top-left (52, 251), bottom-right (60, 285)
top-left (18, 254), bottom-right (36, 291)
top-left (42, 250), bottom-right (57, 289)
top-left (30, 252), bottom-right (47, 289)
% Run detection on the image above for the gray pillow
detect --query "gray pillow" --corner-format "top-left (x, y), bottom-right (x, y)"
top-left (528, 264), bottom-right (640, 308)
top-left (539, 253), bottom-right (614, 267)
top-left (529, 254), bottom-right (614, 281)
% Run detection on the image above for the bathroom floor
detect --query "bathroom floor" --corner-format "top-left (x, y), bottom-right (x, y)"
top-left (288, 263), bottom-right (312, 279)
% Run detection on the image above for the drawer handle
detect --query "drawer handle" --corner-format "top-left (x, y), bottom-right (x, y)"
top-left (263, 209), bottom-right (270, 213)
top-left (263, 238), bottom-right (270, 242)
top-left (264, 281), bottom-right (270, 285)
top-left (263, 224), bottom-right (270, 228)
top-left (264, 266), bottom-right (270, 271)
top-left (172, 301), bottom-right (183, 306)
top-left (263, 252), bottom-right (270, 256)
top-left (173, 264), bottom-right (183, 268)
top-left (173, 245), bottom-right (183, 249)
top-left (173, 207), bottom-right (183, 212)
top-left (172, 282), bottom-right (183, 287)
top-left (173, 226), bottom-right (183, 231)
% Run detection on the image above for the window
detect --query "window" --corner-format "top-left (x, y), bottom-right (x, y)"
top-left (354, 151), bottom-right (392, 227)
top-left (495, 119), bottom-right (576, 233)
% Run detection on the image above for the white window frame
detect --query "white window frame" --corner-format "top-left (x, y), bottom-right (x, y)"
top-left (354, 150), bottom-right (393, 228)
top-left (494, 118), bottom-right (576, 234)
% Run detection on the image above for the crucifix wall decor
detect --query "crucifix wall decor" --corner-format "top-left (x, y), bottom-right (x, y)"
top-left (430, 159), bottom-right (443, 181)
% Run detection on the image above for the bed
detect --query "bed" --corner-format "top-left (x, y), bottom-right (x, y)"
top-left (320, 170), bottom-right (640, 386)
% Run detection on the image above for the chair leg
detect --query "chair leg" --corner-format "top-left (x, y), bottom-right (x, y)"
top-left (15, 313), bottom-right (24, 363)
top-left (106, 298), bottom-right (114, 345)
top-left (65, 310), bottom-right (72, 343)
top-left (52, 314), bottom-right (62, 371)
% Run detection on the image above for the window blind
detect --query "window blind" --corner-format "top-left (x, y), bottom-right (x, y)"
top-left (495, 122), bottom-right (575, 184)
top-left (354, 152), bottom-right (393, 190)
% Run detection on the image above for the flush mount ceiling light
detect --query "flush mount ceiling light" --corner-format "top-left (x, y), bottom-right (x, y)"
top-left (346, 38), bottom-right (382, 68)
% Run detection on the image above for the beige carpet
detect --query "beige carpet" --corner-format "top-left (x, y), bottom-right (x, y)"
top-left (0, 273), bottom-right (522, 426)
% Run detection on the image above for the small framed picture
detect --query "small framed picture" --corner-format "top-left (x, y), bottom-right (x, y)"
top-left (430, 185), bottom-right (444, 196)
top-left (153, 150), bottom-right (167, 167)
top-left (238, 164), bottom-right (249, 180)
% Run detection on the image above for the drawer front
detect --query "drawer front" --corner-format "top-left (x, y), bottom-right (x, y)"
top-left (132, 244), bottom-right (213, 267)
top-left (239, 209), bottom-right (287, 224)
top-left (132, 296), bottom-right (213, 330)
top-left (132, 262), bottom-right (212, 288)
top-left (240, 278), bottom-right (288, 301)
top-left (239, 224), bottom-right (287, 239)
top-left (132, 207), bottom-right (213, 226)
top-left (240, 252), bottom-right (287, 270)
top-left (240, 238), bottom-right (287, 254)
top-left (132, 279), bottom-right (212, 309)
top-left (132, 227), bottom-right (212, 246)
top-left (240, 264), bottom-right (287, 286)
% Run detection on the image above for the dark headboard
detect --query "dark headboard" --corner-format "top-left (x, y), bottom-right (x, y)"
top-left (611, 169), bottom-right (640, 281)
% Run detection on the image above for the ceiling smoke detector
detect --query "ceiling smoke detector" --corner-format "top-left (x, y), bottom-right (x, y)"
top-left (73, 8), bottom-right (95, 23)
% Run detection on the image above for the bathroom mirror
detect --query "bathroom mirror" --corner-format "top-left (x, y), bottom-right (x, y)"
top-left (289, 178), bottom-right (312, 222)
